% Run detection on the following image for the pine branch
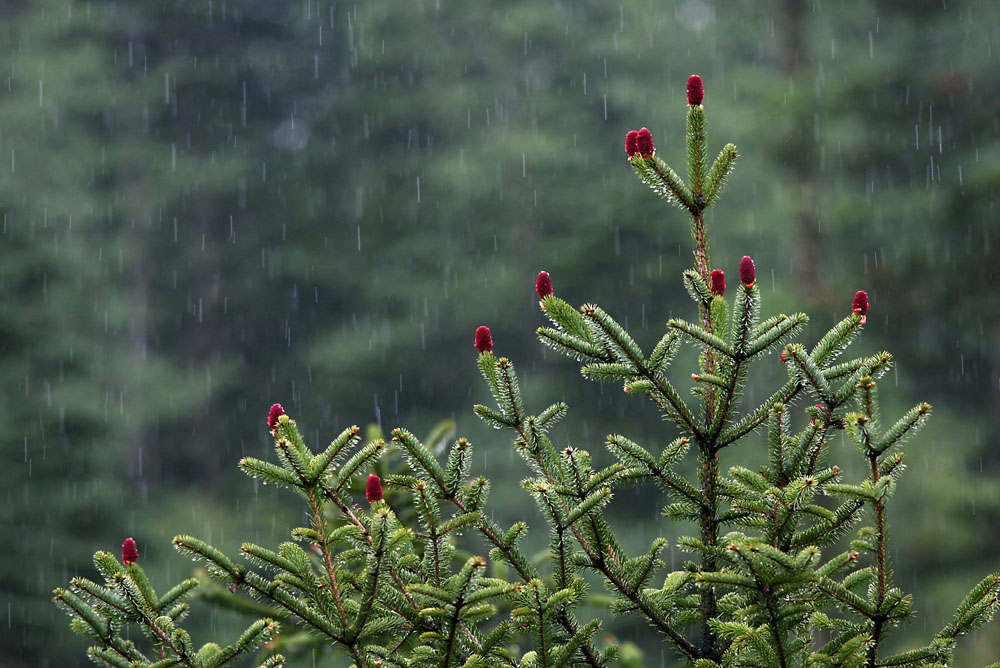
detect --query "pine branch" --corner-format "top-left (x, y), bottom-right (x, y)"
top-left (537, 326), bottom-right (611, 362)
top-left (704, 143), bottom-right (738, 206)
top-left (668, 317), bottom-right (735, 357)
top-left (683, 269), bottom-right (713, 308)
top-left (790, 499), bottom-right (865, 549)
top-left (456, 504), bottom-right (603, 668)
top-left (307, 490), bottom-right (352, 635)
top-left (540, 295), bottom-right (593, 341)
top-left (630, 153), bottom-right (695, 211)
top-left (350, 512), bottom-right (390, 640)
top-left (626, 375), bottom-right (702, 439)
top-left (687, 104), bottom-right (708, 197)
top-left (309, 424), bottom-right (362, 483)
top-left (329, 439), bottom-right (387, 493)
top-left (53, 587), bottom-right (114, 646)
top-left (817, 576), bottom-right (878, 618)
top-left (718, 379), bottom-right (802, 448)
top-left (238, 457), bottom-right (301, 490)
top-left (811, 314), bottom-right (865, 367)
top-left (747, 314), bottom-right (808, 358)
top-left (766, 404), bottom-right (790, 484)
top-left (393, 428), bottom-right (449, 493)
top-left (484, 357), bottom-right (698, 664)
top-left (936, 573), bottom-right (1000, 643)
top-left (443, 438), bottom-right (474, 497)
top-left (874, 402), bottom-right (932, 455)
top-left (704, 282), bottom-right (765, 443)
top-left (785, 343), bottom-right (833, 403)
top-left (55, 74), bottom-right (1000, 668)
top-left (582, 305), bottom-right (645, 365)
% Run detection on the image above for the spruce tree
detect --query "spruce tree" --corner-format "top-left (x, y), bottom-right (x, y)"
top-left (55, 76), bottom-right (1000, 668)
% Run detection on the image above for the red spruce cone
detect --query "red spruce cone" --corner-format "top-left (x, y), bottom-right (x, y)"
top-left (739, 256), bottom-right (756, 287)
top-left (710, 269), bottom-right (726, 297)
top-left (852, 291), bottom-right (869, 316)
top-left (810, 404), bottom-right (825, 425)
top-left (474, 326), bottom-right (493, 354)
top-left (852, 291), bottom-right (869, 323)
top-left (636, 128), bottom-right (654, 157)
top-left (536, 271), bottom-right (554, 299)
top-left (268, 403), bottom-right (285, 430)
top-left (122, 538), bottom-right (139, 565)
top-left (625, 130), bottom-right (639, 158)
top-left (687, 75), bottom-right (705, 105)
top-left (366, 474), bottom-right (384, 503)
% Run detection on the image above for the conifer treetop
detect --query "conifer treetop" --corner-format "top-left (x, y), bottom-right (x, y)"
top-left (53, 73), bottom-right (999, 668)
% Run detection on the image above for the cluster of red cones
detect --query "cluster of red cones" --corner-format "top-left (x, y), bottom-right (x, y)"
top-left (473, 265), bottom-right (867, 354)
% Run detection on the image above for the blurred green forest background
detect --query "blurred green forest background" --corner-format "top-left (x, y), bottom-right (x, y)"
top-left (2, 0), bottom-right (998, 665)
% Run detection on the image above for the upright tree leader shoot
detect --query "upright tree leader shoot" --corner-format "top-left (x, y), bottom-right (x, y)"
top-left (55, 76), bottom-right (999, 668)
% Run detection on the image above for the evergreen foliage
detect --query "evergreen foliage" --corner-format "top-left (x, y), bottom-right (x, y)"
top-left (8, 4), bottom-right (999, 663)
top-left (55, 77), bottom-right (999, 668)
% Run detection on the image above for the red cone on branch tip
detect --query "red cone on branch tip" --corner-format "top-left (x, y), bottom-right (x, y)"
top-left (268, 403), bottom-right (285, 429)
top-left (687, 75), bottom-right (705, 105)
top-left (636, 128), bottom-right (654, 157)
top-left (810, 404), bottom-right (824, 426)
top-left (122, 538), bottom-right (139, 565)
top-left (710, 270), bottom-right (726, 297)
top-left (474, 326), bottom-right (493, 354)
top-left (625, 130), bottom-right (639, 158)
top-left (366, 474), bottom-right (383, 503)
top-left (536, 271), bottom-right (554, 299)
top-left (852, 291), bottom-right (869, 324)
top-left (739, 256), bottom-right (756, 287)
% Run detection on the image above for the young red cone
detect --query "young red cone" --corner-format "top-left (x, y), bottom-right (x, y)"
top-left (474, 326), bottom-right (493, 354)
top-left (636, 128), bottom-right (654, 157)
top-left (810, 404), bottom-right (825, 426)
top-left (710, 269), bottom-right (726, 297)
top-left (739, 256), bottom-right (756, 287)
top-left (122, 538), bottom-right (139, 565)
top-left (536, 271), bottom-right (554, 299)
top-left (687, 75), bottom-right (705, 105)
top-left (366, 474), bottom-right (384, 503)
top-left (852, 291), bottom-right (869, 324)
top-left (268, 403), bottom-right (285, 430)
top-left (625, 130), bottom-right (640, 158)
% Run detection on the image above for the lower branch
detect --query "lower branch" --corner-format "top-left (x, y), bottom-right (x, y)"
top-left (309, 493), bottom-right (351, 632)
top-left (449, 495), bottom-right (602, 668)
top-left (591, 556), bottom-right (700, 662)
top-left (763, 589), bottom-right (789, 668)
top-left (698, 445), bottom-right (722, 661)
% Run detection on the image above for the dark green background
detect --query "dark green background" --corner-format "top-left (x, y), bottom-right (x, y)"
top-left (2, 0), bottom-right (998, 665)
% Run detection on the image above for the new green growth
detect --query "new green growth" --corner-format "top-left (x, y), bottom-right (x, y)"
top-left (54, 75), bottom-right (1000, 668)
